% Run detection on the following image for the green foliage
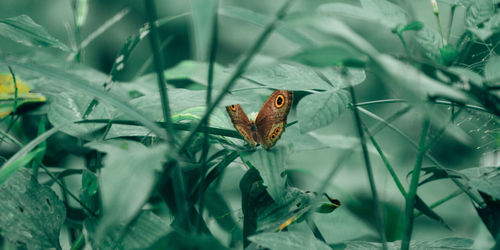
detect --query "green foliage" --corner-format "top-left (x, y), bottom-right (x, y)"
top-left (1, 0), bottom-right (500, 249)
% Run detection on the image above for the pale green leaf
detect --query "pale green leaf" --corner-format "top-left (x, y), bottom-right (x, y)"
top-left (249, 231), bottom-right (331, 250)
top-left (461, 167), bottom-right (500, 200)
top-left (484, 55), bottom-right (500, 85)
top-left (0, 15), bottom-right (69, 51)
top-left (297, 90), bottom-right (350, 133)
top-left (190, 0), bottom-right (217, 60)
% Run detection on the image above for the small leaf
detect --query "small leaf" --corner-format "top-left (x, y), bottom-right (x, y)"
top-left (401, 20), bottom-right (424, 32)
top-left (240, 146), bottom-right (290, 201)
top-left (465, 0), bottom-right (494, 27)
top-left (439, 45), bottom-right (459, 66)
top-left (0, 169), bottom-right (66, 249)
top-left (297, 90), bottom-right (350, 133)
top-left (86, 140), bottom-right (167, 242)
top-left (0, 15), bottom-right (68, 51)
top-left (249, 231), bottom-right (331, 250)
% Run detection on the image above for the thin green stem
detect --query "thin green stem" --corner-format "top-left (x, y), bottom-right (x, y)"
top-left (197, 0), bottom-right (219, 233)
top-left (70, 233), bottom-right (85, 250)
top-left (414, 189), bottom-right (462, 218)
top-left (144, 0), bottom-right (176, 147)
top-left (446, 5), bottom-right (456, 42)
top-left (349, 84), bottom-right (387, 248)
top-left (397, 33), bottom-right (412, 60)
top-left (177, 0), bottom-right (296, 154)
top-left (401, 118), bottom-right (430, 250)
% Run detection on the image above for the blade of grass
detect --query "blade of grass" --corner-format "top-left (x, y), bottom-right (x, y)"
top-left (0, 147), bottom-right (44, 186)
top-left (358, 107), bottom-right (483, 205)
top-left (78, 9), bottom-right (130, 51)
top-left (414, 189), bottom-right (462, 218)
top-left (196, 0), bottom-right (219, 233)
top-left (144, 0), bottom-right (176, 147)
top-left (348, 82), bottom-right (387, 248)
top-left (134, 36), bottom-right (173, 78)
top-left (401, 117), bottom-right (430, 250)
top-left (177, 0), bottom-right (296, 155)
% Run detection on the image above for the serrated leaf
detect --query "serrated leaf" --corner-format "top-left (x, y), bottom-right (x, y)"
top-left (0, 15), bottom-right (69, 51)
top-left (239, 146), bottom-right (289, 201)
top-left (86, 140), bottom-right (167, 242)
top-left (297, 90), bottom-right (350, 133)
top-left (465, 0), bottom-right (494, 27)
top-left (461, 166), bottom-right (500, 200)
top-left (337, 237), bottom-right (473, 249)
top-left (416, 26), bottom-right (442, 62)
top-left (0, 169), bottom-right (66, 249)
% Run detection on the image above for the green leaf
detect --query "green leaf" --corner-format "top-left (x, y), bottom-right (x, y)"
top-left (86, 140), bottom-right (167, 242)
top-left (86, 211), bottom-right (171, 250)
top-left (191, 0), bottom-right (217, 60)
top-left (297, 90), bottom-right (350, 133)
top-left (439, 45), bottom-right (459, 66)
top-left (315, 207), bottom-right (377, 244)
top-left (244, 62), bottom-right (349, 91)
top-left (335, 237), bottom-right (473, 249)
top-left (461, 166), bottom-right (500, 200)
top-left (240, 146), bottom-right (289, 201)
top-left (484, 55), bottom-right (500, 85)
top-left (319, 0), bottom-right (408, 29)
top-left (415, 26), bottom-right (442, 62)
top-left (219, 6), bottom-right (314, 48)
top-left (286, 44), bottom-right (368, 68)
top-left (74, 0), bottom-right (89, 29)
top-left (0, 15), bottom-right (69, 51)
top-left (401, 20), bottom-right (424, 32)
top-left (465, 0), bottom-right (494, 27)
top-left (249, 231), bottom-right (331, 250)
top-left (0, 169), bottom-right (66, 249)
top-left (80, 169), bottom-right (98, 212)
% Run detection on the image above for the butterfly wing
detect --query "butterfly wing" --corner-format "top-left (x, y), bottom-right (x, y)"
top-left (226, 104), bottom-right (260, 148)
top-left (255, 90), bottom-right (293, 149)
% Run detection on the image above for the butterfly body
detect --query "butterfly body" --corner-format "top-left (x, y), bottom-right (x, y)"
top-left (226, 90), bottom-right (292, 149)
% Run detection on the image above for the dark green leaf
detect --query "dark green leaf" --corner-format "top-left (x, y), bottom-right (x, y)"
top-left (0, 169), bottom-right (66, 249)
top-left (0, 15), bottom-right (69, 51)
top-left (439, 45), bottom-right (459, 66)
top-left (297, 90), bottom-right (350, 133)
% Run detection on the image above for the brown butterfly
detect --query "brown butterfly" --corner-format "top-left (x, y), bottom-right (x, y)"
top-left (226, 90), bottom-right (293, 149)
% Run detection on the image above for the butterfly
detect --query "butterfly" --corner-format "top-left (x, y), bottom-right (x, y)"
top-left (226, 90), bottom-right (293, 149)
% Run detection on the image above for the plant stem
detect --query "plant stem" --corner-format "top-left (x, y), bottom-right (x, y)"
top-left (401, 118), bottom-right (430, 250)
top-left (349, 84), bottom-right (387, 248)
top-left (414, 189), bottom-right (462, 218)
top-left (144, 0), bottom-right (176, 147)
top-left (197, 0), bottom-right (219, 232)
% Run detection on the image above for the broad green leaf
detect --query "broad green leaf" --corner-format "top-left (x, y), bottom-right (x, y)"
top-left (0, 169), bottom-right (66, 249)
top-left (335, 237), bottom-right (473, 249)
top-left (249, 231), bottom-right (331, 250)
top-left (86, 211), bottom-right (171, 250)
top-left (415, 26), bottom-right (442, 62)
top-left (461, 166), bottom-right (500, 200)
top-left (279, 126), bottom-right (329, 152)
top-left (0, 15), bottom-right (69, 51)
top-left (297, 90), bottom-right (350, 133)
top-left (0, 54), bottom-right (167, 139)
top-left (484, 55), bottom-right (500, 85)
top-left (244, 62), bottom-right (338, 91)
top-left (46, 88), bottom-right (115, 140)
top-left (86, 140), bottom-right (167, 242)
top-left (319, 0), bottom-right (408, 29)
top-left (190, 0), bottom-right (217, 60)
top-left (219, 6), bottom-right (314, 48)
top-left (465, 0), bottom-right (494, 27)
top-left (286, 44), bottom-right (368, 68)
top-left (240, 146), bottom-right (290, 201)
